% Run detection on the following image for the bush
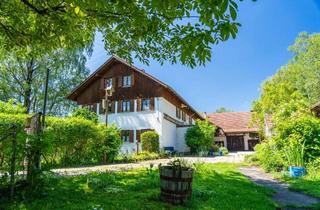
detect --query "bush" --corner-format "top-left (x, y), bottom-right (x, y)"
top-left (254, 140), bottom-right (285, 172)
top-left (71, 107), bottom-right (98, 123)
top-left (284, 134), bottom-right (305, 167)
top-left (185, 120), bottom-right (216, 154)
top-left (0, 99), bottom-right (26, 114)
top-left (141, 131), bottom-right (159, 153)
top-left (114, 151), bottom-right (162, 163)
top-left (219, 147), bottom-right (229, 155)
top-left (244, 153), bottom-right (259, 165)
top-left (212, 145), bottom-right (219, 152)
top-left (0, 112), bottom-right (122, 171)
top-left (275, 116), bottom-right (320, 162)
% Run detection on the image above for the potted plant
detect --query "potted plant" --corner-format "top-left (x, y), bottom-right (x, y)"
top-left (159, 159), bottom-right (194, 204)
top-left (284, 135), bottom-right (306, 178)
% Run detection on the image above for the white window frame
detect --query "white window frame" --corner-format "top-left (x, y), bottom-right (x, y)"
top-left (122, 75), bottom-right (131, 87)
top-left (105, 78), bottom-right (112, 89)
top-left (122, 100), bottom-right (131, 112)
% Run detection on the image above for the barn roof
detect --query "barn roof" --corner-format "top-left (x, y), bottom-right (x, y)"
top-left (208, 112), bottom-right (259, 133)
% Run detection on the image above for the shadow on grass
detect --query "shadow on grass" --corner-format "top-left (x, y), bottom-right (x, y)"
top-left (0, 164), bottom-right (276, 210)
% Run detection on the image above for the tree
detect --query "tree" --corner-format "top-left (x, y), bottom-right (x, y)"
top-left (0, 48), bottom-right (89, 115)
top-left (71, 107), bottom-right (98, 123)
top-left (215, 107), bottom-right (233, 113)
top-left (185, 119), bottom-right (216, 153)
top-left (0, 0), bottom-right (241, 68)
top-left (253, 32), bottom-right (320, 128)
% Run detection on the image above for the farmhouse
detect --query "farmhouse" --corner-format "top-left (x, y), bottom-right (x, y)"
top-left (208, 112), bottom-right (260, 151)
top-left (67, 56), bottom-right (204, 154)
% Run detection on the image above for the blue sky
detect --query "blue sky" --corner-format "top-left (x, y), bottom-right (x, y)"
top-left (86, 0), bottom-right (320, 113)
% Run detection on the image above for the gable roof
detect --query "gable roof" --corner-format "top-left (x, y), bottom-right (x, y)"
top-left (67, 55), bottom-right (204, 120)
top-left (208, 112), bottom-right (259, 133)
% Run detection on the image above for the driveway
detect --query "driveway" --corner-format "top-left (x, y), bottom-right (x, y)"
top-left (51, 152), bottom-right (252, 176)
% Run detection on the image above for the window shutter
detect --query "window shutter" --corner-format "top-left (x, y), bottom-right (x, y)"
top-left (137, 99), bottom-right (142, 111)
top-left (112, 77), bottom-right (116, 91)
top-left (136, 130), bottom-right (141, 143)
top-left (129, 130), bottom-right (134, 143)
top-left (118, 76), bottom-right (123, 87)
top-left (131, 73), bottom-right (135, 86)
top-left (118, 100), bottom-right (122, 113)
top-left (111, 101), bottom-right (115, 113)
top-left (150, 97), bottom-right (155, 111)
top-left (130, 99), bottom-right (134, 112)
top-left (98, 103), bottom-right (104, 114)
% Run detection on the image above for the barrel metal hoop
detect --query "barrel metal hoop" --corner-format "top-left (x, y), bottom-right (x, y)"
top-left (161, 187), bottom-right (192, 195)
top-left (160, 175), bottom-right (193, 182)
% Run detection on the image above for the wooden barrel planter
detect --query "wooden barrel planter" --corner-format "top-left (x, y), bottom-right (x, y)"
top-left (159, 165), bottom-right (194, 204)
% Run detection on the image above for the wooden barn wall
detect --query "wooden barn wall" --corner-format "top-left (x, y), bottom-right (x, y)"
top-left (74, 61), bottom-right (200, 119)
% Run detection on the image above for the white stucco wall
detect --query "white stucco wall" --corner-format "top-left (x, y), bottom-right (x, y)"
top-left (161, 118), bottom-right (177, 149)
top-left (95, 97), bottom-right (193, 154)
top-left (176, 127), bottom-right (191, 152)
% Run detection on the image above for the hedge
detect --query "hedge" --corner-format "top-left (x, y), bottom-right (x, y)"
top-left (0, 113), bottom-right (122, 172)
top-left (141, 131), bottom-right (159, 153)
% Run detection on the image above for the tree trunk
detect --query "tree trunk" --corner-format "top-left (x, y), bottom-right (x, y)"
top-left (23, 58), bottom-right (35, 114)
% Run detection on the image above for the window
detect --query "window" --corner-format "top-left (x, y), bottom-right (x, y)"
top-left (122, 100), bottom-right (131, 112)
top-left (142, 99), bottom-right (150, 111)
top-left (122, 75), bottom-right (131, 87)
top-left (249, 132), bottom-right (259, 139)
top-left (121, 131), bottom-right (130, 142)
top-left (105, 78), bottom-right (112, 89)
top-left (182, 111), bottom-right (186, 121)
top-left (176, 107), bottom-right (181, 119)
top-left (215, 141), bottom-right (225, 147)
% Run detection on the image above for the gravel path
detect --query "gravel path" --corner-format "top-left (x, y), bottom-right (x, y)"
top-left (51, 152), bottom-right (250, 176)
top-left (239, 166), bottom-right (320, 209)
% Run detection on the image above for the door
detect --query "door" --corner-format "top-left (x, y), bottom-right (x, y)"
top-left (226, 135), bottom-right (245, 151)
top-left (248, 139), bottom-right (259, 151)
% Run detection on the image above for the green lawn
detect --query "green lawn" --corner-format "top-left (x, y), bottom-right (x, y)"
top-left (1, 163), bottom-right (276, 210)
top-left (280, 174), bottom-right (320, 198)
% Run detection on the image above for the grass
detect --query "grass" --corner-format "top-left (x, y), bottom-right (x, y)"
top-left (1, 163), bottom-right (276, 210)
top-left (277, 171), bottom-right (320, 198)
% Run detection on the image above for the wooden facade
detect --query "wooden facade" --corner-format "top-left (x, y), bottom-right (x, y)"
top-left (67, 56), bottom-right (202, 120)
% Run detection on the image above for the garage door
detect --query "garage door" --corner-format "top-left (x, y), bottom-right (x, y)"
top-left (226, 135), bottom-right (245, 151)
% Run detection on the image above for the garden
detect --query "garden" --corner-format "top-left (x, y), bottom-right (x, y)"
top-left (247, 33), bottom-right (320, 199)
top-left (0, 163), bottom-right (276, 210)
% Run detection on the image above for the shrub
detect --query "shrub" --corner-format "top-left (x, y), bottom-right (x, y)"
top-left (0, 112), bottom-right (122, 171)
top-left (114, 151), bottom-right (161, 163)
top-left (244, 153), bottom-right (259, 165)
top-left (141, 131), bottom-right (159, 153)
top-left (71, 107), bottom-right (98, 123)
top-left (219, 147), bottom-right (229, 155)
top-left (254, 140), bottom-right (285, 172)
top-left (284, 134), bottom-right (305, 167)
top-left (0, 99), bottom-right (26, 114)
top-left (185, 120), bottom-right (216, 154)
top-left (275, 116), bottom-right (320, 162)
top-left (212, 145), bottom-right (219, 152)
